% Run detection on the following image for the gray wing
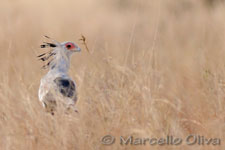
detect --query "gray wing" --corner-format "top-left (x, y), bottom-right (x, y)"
top-left (54, 77), bottom-right (76, 99)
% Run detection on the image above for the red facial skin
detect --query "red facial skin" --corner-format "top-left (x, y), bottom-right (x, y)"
top-left (65, 42), bottom-right (76, 50)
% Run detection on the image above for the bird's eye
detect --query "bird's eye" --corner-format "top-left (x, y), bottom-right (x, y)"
top-left (65, 42), bottom-right (76, 50)
top-left (66, 44), bottom-right (71, 49)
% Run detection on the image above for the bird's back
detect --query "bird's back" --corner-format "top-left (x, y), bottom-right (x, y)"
top-left (38, 74), bottom-right (77, 114)
top-left (54, 77), bottom-right (77, 101)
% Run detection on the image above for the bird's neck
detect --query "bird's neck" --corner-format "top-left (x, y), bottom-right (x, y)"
top-left (49, 53), bottom-right (71, 75)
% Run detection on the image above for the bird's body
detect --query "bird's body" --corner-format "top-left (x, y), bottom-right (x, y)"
top-left (38, 39), bottom-right (81, 114)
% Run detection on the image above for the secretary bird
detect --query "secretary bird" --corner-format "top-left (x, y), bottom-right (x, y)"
top-left (38, 36), bottom-right (81, 115)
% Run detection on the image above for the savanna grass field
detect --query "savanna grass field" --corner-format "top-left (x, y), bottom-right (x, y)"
top-left (1, 0), bottom-right (225, 149)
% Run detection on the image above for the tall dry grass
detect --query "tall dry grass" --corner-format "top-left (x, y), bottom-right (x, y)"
top-left (0, 0), bottom-right (225, 149)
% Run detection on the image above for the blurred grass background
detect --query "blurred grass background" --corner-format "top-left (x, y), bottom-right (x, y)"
top-left (0, 0), bottom-right (225, 149)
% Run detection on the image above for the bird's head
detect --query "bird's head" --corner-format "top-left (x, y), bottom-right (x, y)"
top-left (38, 36), bottom-right (81, 69)
top-left (60, 41), bottom-right (81, 56)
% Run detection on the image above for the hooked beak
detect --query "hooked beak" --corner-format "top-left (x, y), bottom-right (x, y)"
top-left (75, 46), bottom-right (81, 52)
